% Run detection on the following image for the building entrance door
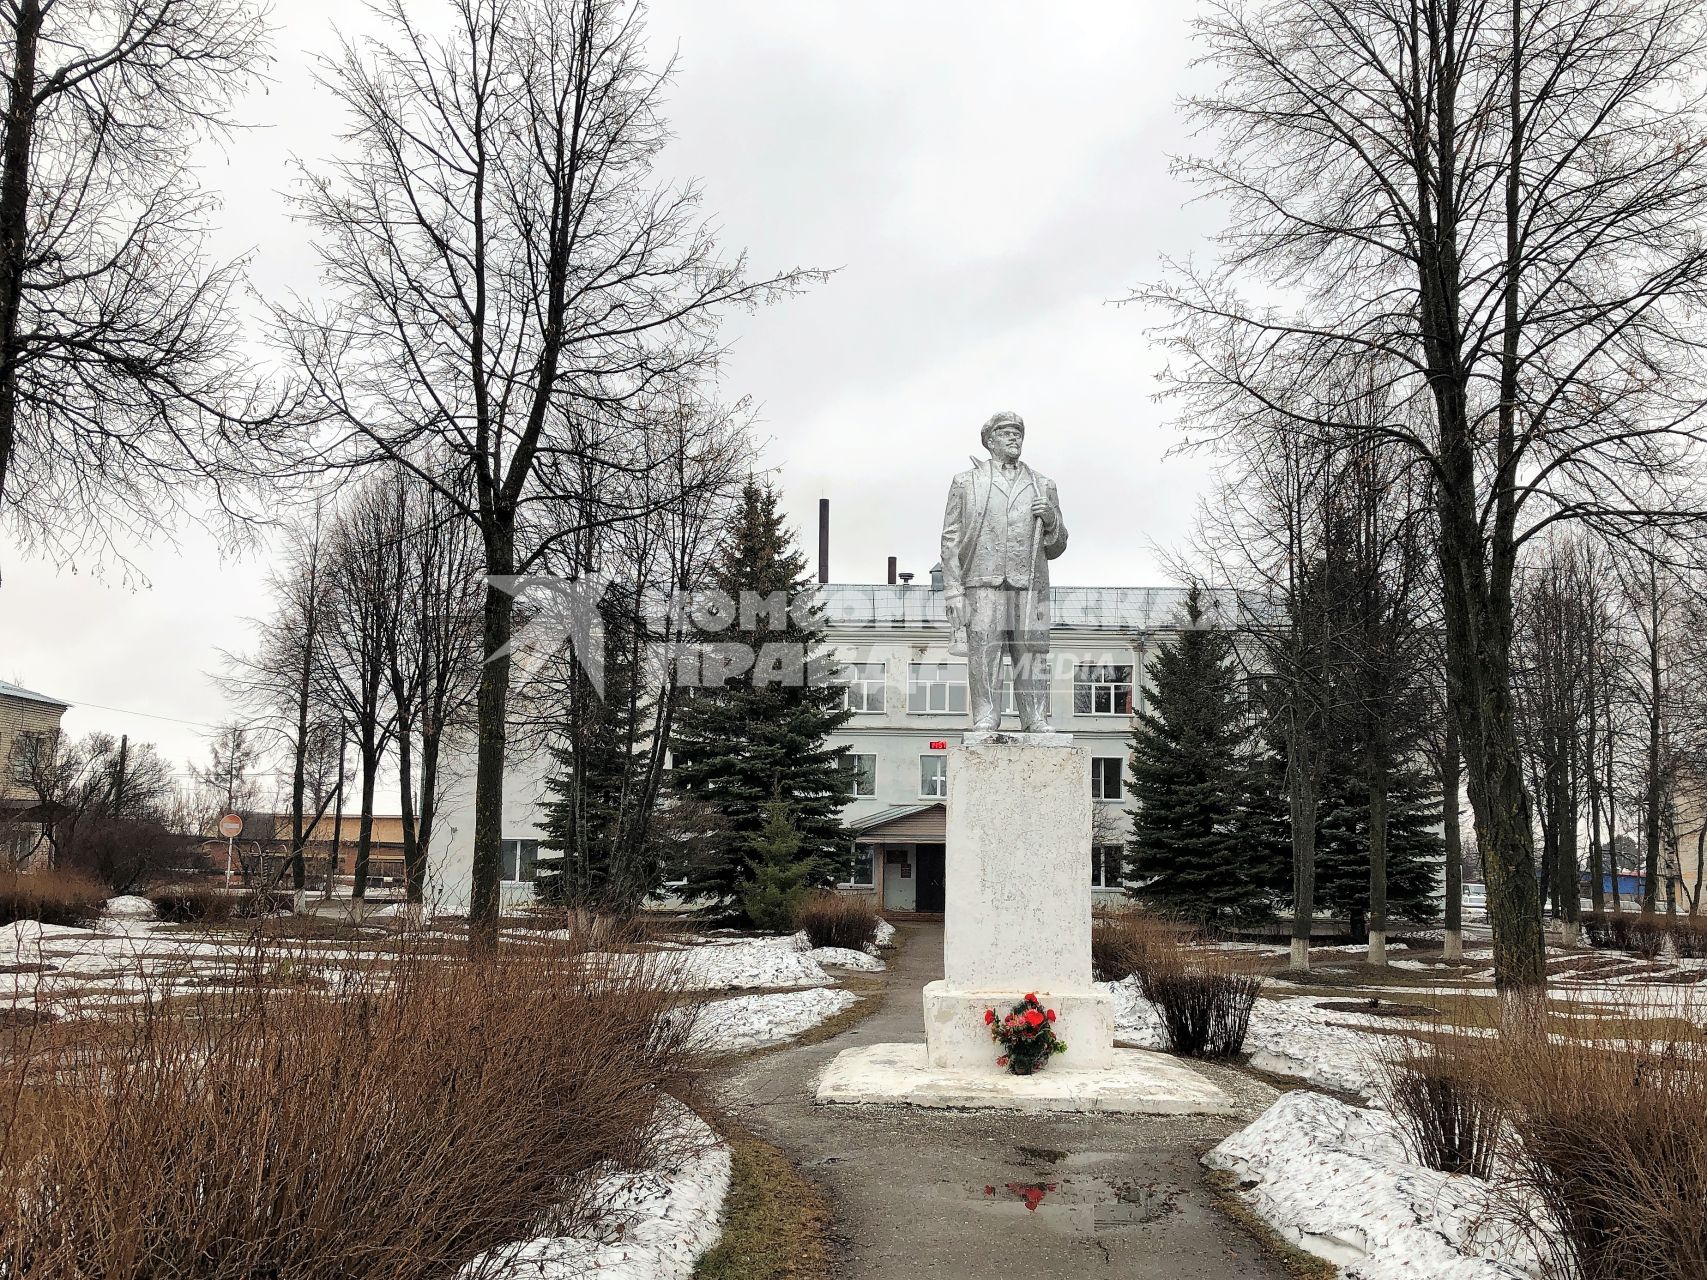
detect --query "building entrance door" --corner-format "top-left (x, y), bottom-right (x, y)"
top-left (914, 843), bottom-right (946, 914)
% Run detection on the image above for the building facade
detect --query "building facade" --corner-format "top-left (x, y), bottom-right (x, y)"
top-left (819, 581), bottom-right (1186, 912)
top-left (0, 680), bottom-right (70, 863)
top-left (426, 579), bottom-right (1197, 915)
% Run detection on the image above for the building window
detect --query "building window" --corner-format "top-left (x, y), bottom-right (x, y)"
top-left (840, 753), bottom-right (877, 797)
top-left (845, 846), bottom-right (875, 887)
top-left (919, 754), bottom-right (947, 798)
top-left (837, 662), bottom-right (886, 713)
top-left (1092, 845), bottom-right (1123, 889)
top-left (1073, 664), bottom-right (1134, 715)
top-left (908, 663), bottom-right (968, 715)
top-left (500, 838), bottom-right (540, 882)
top-left (1092, 756), bottom-right (1124, 802)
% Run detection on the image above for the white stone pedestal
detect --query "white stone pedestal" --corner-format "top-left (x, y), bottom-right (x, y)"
top-left (814, 737), bottom-right (1232, 1116)
top-left (924, 739), bottom-right (1114, 1071)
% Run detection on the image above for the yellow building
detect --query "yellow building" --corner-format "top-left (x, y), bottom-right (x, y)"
top-left (0, 679), bottom-right (70, 862)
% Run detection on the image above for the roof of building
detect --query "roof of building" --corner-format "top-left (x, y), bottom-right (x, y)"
top-left (816, 584), bottom-right (1224, 632)
top-left (0, 680), bottom-right (68, 709)
top-left (848, 802), bottom-right (946, 841)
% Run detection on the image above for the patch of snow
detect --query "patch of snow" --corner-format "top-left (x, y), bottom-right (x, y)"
top-left (1206, 1091), bottom-right (1543, 1279)
top-left (465, 1099), bottom-right (730, 1280)
top-left (807, 946), bottom-right (883, 972)
top-left (666, 937), bottom-right (832, 991)
top-left (104, 895), bottom-right (157, 920)
top-left (872, 918), bottom-right (896, 948)
top-left (691, 987), bottom-right (859, 1051)
top-left (1106, 980), bottom-right (1389, 1097)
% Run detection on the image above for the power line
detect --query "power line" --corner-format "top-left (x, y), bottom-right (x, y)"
top-left (61, 697), bottom-right (221, 730)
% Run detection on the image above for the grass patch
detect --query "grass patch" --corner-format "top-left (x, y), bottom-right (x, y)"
top-left (1204, 1168), bottom-right (1338, 1280)
top-left (693, 1125), bottom-right (831, 1280)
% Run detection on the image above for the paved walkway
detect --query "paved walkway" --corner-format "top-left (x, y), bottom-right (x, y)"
top-left (715, 922), bottom-right (1288, 1279)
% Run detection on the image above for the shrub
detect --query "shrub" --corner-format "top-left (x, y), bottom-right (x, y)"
top-left (0, 936), bottom-right (702, 1280)
top-left (0, 867), bottom-right (107, 927)
top-left (1136, 941), bottom-right (1261, 1058)
top-left (1091, 909), bottom-right (1194, 983)
top-left (150, 884), bottom-right (236, 924)
top-left (1582, 914), bottom-right (1612, 948)
top-left (1627, 917), bottom-right (1668, 961)
top-left (1674, 920), bottom-right (1707, 961)
top-left (1490, 1004), bottom-right (1707, 1280)
top-left (793, 891), bottom-right (880, 951)
top-left (1379, 1036), bottom-right (1505, 1179)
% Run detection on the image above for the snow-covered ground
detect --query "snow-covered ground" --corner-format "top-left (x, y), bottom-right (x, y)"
top-left (691, 987), bottom-right (860, 1052)
top-left (462, 1100), bottom-right (731, 1280)
top-left (1207, 1091), bottom-right (1543, 1279)
top-left (807, 945), bottom-right (884, 972)
top-left (1105, 979), bottom-right (1391, 1097)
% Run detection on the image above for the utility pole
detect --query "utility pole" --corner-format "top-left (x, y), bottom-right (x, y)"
top-left (111, 734), bottom-right (129, 815)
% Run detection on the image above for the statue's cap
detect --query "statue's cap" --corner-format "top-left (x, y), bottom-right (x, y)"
top-left (981, 410), bottom-right (1025, 441)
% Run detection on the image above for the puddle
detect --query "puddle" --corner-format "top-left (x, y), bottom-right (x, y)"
top-left (974, 1176), bottom-right (1179, 1233)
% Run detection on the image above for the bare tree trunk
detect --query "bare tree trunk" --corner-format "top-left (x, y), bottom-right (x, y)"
top-left (470, 544), bottom-right (515, 953)
top-left (1368, 757), bottom-right (1389, 967)
top-left (1443, 716), bottom-right (1464, 962)
top-left (0, 0), bottom-right (40, 509)
top-left (1644, 564), bottom-right (1662, 915)
top-left (325, 744), bottom-right (345, 901)
top-left (1287, 726), bottom-right (1318, 972)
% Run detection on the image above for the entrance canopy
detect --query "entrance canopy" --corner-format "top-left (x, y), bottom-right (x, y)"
top-left (850, 802), bottom-right (945, 844)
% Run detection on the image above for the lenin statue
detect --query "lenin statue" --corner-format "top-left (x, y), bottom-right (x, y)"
top-left (939, 411), bottom-right (1068, 732)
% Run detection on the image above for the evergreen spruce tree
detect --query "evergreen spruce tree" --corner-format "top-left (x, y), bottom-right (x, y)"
top-left (740, 801), bottom-right (813, 933)
top-left (1312, 747), bottom-right (1442, 933)
top-left (670, 481), bottom-right (853, 912)
top-left (1126, 586), bottom-right (1272, 920)
top-left (536, 584), bottom-right (657, 911)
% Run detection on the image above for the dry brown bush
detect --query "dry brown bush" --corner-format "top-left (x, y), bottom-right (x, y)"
top-left (1094, 910), bottom-right (1261, 1057)
top-left (1378, 1033), bottom-right (1506, 1179)
top-left (0, 867), bottom-right (107, 927)
top-left (0, 936), bottom-right (704, 1279)
top-left (1406, 997), bottom-right (1707, 1279)
top-left (1091, 908), bottom-right (1197, 983)
top-left (794, 891), bottom-right (880, 952)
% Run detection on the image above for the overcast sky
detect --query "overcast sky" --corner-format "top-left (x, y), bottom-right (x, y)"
top-left (0, 0), bottom-right (1221, 776)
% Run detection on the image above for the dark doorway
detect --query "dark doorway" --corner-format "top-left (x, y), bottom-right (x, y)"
top-left (915, 843), bottom-right (946, 914)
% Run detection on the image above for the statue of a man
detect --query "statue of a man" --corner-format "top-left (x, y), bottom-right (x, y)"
top-left (940, 410), bottom-right (1068, 732)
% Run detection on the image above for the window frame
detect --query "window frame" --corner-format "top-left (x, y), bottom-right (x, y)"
top-left (836, 662), bottom-right (887, 714)
top-left (839, 752), bottom-right (877, 798)
top-left (1073, 664), bottom-right (1135, 716)
top-left (919, 753), bottom-right (948, 799)
top-left (1092, 844), bottom-right (1123, 889)
top-left (842, 845), bottom-right (876, 888)
top-left (499, 838), bottom-right (541, 883)
top-left (907, 662), bottom-right (969, 716)
top-left (1091, 756), bottom-right (1124, 802)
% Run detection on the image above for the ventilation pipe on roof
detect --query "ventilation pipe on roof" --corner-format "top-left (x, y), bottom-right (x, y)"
top-left (817, 499), bottom-right (830, 584)
top-left (886, 556), bottom-right (897, 585)
top-left (898, 571), bottom-right (915, 585)
top-left (929, 562), bottom-right (944, 591)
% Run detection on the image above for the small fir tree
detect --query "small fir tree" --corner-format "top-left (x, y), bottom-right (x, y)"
top-left (669, 481), bottom-right (853, 912)
top-left (1126, 586), bottom-right (1273, 920)
top-left (740, 802), bottom-right (813, 933)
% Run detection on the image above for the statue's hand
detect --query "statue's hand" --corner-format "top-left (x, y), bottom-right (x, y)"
top-left (1031, 495), bottom-right (1054, 530)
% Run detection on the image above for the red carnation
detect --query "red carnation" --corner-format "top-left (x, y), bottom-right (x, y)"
top-left (1024, 992), bottom-right (1038, 1003)
top-left (984, 1008), bottom-right (995, 1025)
top-left (997, 1056), bottom-right (1009, 1067)
top-left (1046, 1010), bottom-right (1057, 1022)
top-left (1024, 1008), bottom-right (1045, 1028)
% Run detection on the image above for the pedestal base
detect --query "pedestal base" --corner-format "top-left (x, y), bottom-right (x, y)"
top-left (815, 1042), bottom-right (1236, 1115)
top-left (923, 980), bottom-right (1114, 1071)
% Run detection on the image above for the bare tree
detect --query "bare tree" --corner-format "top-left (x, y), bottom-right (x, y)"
top-left (0, 0), bottom-right (279, 564)
top-left (221, 507), bottom-right (342, 908)
top-left (275, 0), bottom-right (815, 949)
top-left (1137, 0), bottom-right (1707, 991)
top-left (315, 480), bottom-right (403, 919)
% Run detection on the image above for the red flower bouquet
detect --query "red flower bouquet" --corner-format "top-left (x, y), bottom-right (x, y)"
top-left (983, 992), bottom-right (1066, 1075)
